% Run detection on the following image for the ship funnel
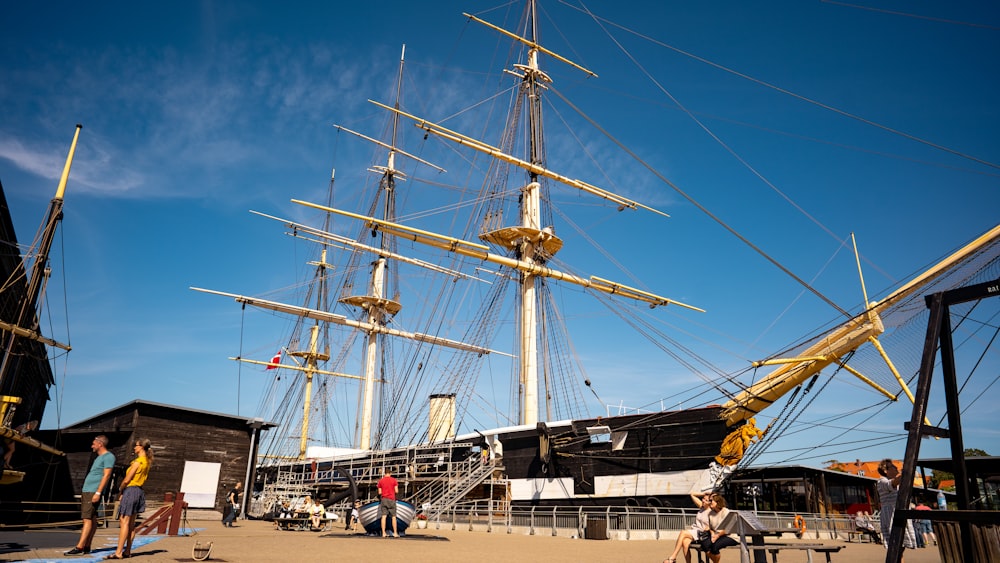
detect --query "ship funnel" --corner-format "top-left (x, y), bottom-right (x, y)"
top-left (428, 393), bottom-right (456, 442)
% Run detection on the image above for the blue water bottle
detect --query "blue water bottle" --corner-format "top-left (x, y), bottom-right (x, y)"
top-left (937, 490), bottom-right (947, 510)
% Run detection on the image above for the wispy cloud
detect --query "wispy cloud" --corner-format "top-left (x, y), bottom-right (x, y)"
top-left (1, 34), bottom-right (399, 203)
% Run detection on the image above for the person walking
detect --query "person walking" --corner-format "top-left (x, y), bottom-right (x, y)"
top-left (913, 502), bottom-right (936, 547)
top-left (108, 438), bottom-right (152, 559)
top-left (64, 435), bottom-right (116, 556)
top-left (222, 481), bottom-right (242, 527)
top-left (377, 468), bottom-right (399, 538)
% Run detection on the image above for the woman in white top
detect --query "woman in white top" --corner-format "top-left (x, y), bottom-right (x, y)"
top-left (308, 498), bottom-right (326, 530)
top-left (663, 491), bottom-right (714, 563)
top-left (700, 495), bottom-right (738, 563)
top-left (876, 459), bottom-right (917, 559)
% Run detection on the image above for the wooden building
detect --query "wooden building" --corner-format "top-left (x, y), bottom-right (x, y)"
top-left (729, 463), bottom-right (951, 516)
top-left (61, 400), bottom-right (275, 512)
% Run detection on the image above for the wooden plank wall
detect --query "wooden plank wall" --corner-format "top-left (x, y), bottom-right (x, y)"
top-left (73, 405), bottom-right (255, 511)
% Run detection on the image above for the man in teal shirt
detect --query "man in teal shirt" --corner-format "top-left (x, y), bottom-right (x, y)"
top-left (65, 435), bottom-right (115, 556)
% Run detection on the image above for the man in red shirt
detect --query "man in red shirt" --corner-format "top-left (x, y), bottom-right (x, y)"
top-left (377, 468), bottom-right (399, 537)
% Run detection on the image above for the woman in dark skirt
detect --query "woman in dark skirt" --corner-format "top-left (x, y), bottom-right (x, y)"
top-left (109, 438), bottom-right (153, 559)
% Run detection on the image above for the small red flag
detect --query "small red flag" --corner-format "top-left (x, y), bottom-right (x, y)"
top-left (266, 350), bottom-right (281, 369)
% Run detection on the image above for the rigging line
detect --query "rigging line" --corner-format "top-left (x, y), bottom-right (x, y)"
top-left (549, 85), bottom-right (852, 321)
top-left (692, 111), bottom-right (1000, 181)
top-left (582, 281), bottom-right (749, 387)
top-left (603, 299), bottom-right (737, 392)
top-left (747, 241), bottom-right (848, 354)
top-left (756, 396), bottom-right (898, 466)
top-left (567, 0), bottom-right (1000, 171)
top-left (763, 375), bottom-right (904, 467)
top-left (955, 312), bottom-right (1000, 417)
top-left (946, 302), bottom-right (994, 394)
top-left (820, 0), bottom-right (1000, 31)
top-left (740, 387), bottom-right (803, 468)
top-left (548, 198), bottom-right (643, 292)
top-left (779, 399), bottom-right (899, 438)
top-left (795, 436), bottom-right (908, 465)
top-left (752, 435), bottom-right (905, 468)
top-left (57, 223), bottom-right (71, 352)
top-left (924, 300), bottom-right (995, 427)
top-left (563, 7), bottom-right (851, 319)
top-left (743, 370), bottom-right (836, 467)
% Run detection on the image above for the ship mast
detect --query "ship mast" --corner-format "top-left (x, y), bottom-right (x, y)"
top-left (287, 169), bottom-right (335, 460)
top-left (0, 126), bottom-right (78, 475)
top-left (307, 4), bottom-right (698, 427)
top-left (517, 2), bottom-right (544, 426)
top-left (0, 125), bottom-right (79, 391)
top-left (341, 46), bottom-right (407, 450)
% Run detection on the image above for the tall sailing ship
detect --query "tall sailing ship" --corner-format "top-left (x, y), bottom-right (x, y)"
top-left (0, 126), bottom-right (79, 485)
top-left (194, 1), bottom-right (1000, 512)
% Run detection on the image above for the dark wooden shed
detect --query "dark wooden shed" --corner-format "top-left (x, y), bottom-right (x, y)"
top-left (62, 400), bottom-right (275, 512)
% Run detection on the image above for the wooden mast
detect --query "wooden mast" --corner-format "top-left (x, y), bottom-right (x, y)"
top-left (0, 126), bottom-right (78, 482)
top-left (720, 223), bottom-right (1000, 426)
top-left (0, 125), bottom-right (80, 390)
top-left (518, 0), bottom-right (543, 426)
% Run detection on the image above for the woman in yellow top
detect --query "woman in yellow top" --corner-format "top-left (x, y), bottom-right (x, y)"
top-left (109, 438), bottom-right (152, 559)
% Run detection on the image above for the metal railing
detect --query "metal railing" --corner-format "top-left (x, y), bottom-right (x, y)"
top-left (423, 503), bottom-right (867, 541)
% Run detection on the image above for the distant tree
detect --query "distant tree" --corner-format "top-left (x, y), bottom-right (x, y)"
top-left (929, 447), bottom-right (989, 487)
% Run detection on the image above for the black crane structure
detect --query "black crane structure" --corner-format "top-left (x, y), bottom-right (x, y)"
top-left (885, 277), bottom-right (1000, 563)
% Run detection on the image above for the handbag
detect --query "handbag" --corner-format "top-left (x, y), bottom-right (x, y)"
top-left (698, 530), bottom-right (712, 542)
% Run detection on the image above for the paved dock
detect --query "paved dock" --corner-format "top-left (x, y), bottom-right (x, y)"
top-left (2, 518), bottom-right (943, 562)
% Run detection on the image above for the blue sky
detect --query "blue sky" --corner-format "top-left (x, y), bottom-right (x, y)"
top-left (2, 1), bottom-right (998, 467)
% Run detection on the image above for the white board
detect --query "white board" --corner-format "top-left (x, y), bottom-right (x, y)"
top-left (179, 460), bottom-right (222, 508)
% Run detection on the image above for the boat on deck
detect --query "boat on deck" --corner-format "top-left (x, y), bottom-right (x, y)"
top-left (192, 1), bottom-right (1000, 516)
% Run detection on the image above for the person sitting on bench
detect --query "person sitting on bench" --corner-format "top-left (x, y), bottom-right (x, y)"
top-left (699, 494), bottom-right (739, 563)
top-left (308, 497), bottom-right (326, 531)
top-left (274, 500), bottom-right (294, 529)
top-left (854, 510), bottom-right (881, 543)
top-left (664, 491), bottom-right (714, 563)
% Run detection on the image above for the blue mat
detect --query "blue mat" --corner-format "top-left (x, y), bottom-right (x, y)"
top-left (17, 530), bottom-right (201, 562)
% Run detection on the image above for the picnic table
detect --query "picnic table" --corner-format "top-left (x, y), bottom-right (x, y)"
top-left (688, 510), bottom-right (844, 563)
top-left (274, 514), bottom-right (337, 531)
top-left (691, 541), bottom-right (843, 563)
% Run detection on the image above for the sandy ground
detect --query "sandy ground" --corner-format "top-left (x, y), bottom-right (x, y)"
top-left (3, 517), bottom-right (943, 563)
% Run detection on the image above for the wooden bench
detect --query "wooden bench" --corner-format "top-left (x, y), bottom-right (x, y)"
top-left (275, 514), bottom-right (338, 531)
top-left (761, 544), bottom-right (843, 563)
top-left (846, 529), bottom-right (878, 543)
top-left (275, 517), bottom-right (310, 531)
top-left (691, 542), bottom-right (843, 563)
